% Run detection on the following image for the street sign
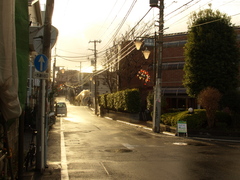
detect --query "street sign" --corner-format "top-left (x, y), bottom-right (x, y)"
top-left (34, 54), bottom-right (48, 72)
top-left (177, 121), bottom-right (188, 137)
top-left (34, 72), bottom-right (49, 79)
top-left (33, 25), bottom-right (59, 54)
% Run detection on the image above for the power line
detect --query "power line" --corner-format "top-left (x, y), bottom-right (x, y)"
top-left (96, 0), bottom-right (127, 40)
top-left (99, 0), bottom-right (138, 51)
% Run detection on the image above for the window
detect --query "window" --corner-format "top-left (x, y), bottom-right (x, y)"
top-left (162, 62), bottom-right (185, 70)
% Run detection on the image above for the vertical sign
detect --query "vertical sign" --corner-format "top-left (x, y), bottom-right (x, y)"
top-left (177, 121), bottom-right (188, 137)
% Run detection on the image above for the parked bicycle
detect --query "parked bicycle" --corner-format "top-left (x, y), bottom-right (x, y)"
top-left (0, 121), bottom-right (15, 179)
top-left (24, 125), bottom-right (37, 171)
top-left (0, 145), bottom-right (10, 179)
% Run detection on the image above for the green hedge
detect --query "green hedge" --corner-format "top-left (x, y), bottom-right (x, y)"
top-left (160, 109), bottom-right (235, 129)
top-left (99, 89), bottom-right (140, 113)
top-left (161, 109), bottom-right (207, 129)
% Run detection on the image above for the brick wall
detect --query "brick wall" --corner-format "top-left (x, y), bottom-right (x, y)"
top-left (118, 27), bottom-right (240, 110)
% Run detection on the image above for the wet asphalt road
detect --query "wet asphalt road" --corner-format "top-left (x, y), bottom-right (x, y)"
top-left (40, 97), bottom-right (240, 180)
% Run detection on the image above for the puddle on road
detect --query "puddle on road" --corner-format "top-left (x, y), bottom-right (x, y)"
top-left (187, 142), bottom-right (209, 146)
top-left (105, 148), bottom-right (133, 153)
top-left (198, 151), bottom-right (217, 155)
top-left (173, 142), bottom-right (209, 146)
top-left (173, 142), bottom-right (188, 146)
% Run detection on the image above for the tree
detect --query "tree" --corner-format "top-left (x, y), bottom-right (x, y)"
top-left (198, 87), bottom-right (222, 128)
top-left (183, 9), bottom-right (240, 98)
top-left (101, 23), bottom-right (153, 91)
top-left (101, 43), bottom-right (119, 93)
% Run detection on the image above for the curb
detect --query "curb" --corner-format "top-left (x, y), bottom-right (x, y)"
top-left (104, 116), bottom-right (176, 136)
top-left (104, 116), bottom-right (240, 142)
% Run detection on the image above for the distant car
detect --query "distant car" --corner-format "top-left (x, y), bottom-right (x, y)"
top-left (55, 102), bottom-right (67, 117)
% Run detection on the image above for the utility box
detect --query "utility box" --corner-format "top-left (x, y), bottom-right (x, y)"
top-left (150, 0), bottom-right (158, 7)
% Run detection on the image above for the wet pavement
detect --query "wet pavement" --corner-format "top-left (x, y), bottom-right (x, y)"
top-left (22, 105), bottom-right (240, 179)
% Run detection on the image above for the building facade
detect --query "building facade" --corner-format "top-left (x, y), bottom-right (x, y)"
top-left (118, 27), bottom-right (240, 111)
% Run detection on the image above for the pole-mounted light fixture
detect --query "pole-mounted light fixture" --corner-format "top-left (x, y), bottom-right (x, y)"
top-left (134, 40), bottom-right (151, 60)
top-left (134, 40), bottom-right (143, 50)
top-left (142, 48), bottom-right (151, 60)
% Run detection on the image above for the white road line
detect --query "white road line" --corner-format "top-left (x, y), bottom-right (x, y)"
top-left (122, 143), bottom-right (135, 150)
top-left (100, 162), bottom-right (110, 176)
top-left (60, 117), bottom-right (69, 180)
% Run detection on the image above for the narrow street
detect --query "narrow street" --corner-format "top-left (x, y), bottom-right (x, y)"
top-left (41, 97), bottom-right (240, 180)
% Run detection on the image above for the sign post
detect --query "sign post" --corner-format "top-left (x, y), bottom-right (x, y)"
top-left (34, 54), bottom-right (48, 172)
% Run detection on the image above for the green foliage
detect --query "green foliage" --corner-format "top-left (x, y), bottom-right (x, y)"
top-left (183, 9), bottom-right (240, 97)
top-left (161, 109), bottom-right (207, 129)
top-left (146, 91), bottom-right (154, 110)
top-left (99, 94), bottom-right (108, 108)
top-left (99, 89), bottom-right (140, 113)
top-left (160, 109), bottom-right (240, 130)
top-left (230, 113), bottom-right (240, 128)
top-left (161, 111), bottom-right (181, 126)
top-left (215, 111), bottom-right (232, 125)
top-left (124, 89), bottom-right (141, 113)
top-left (221, 90), bottom-right (240, 114)
top-left (146, 90), bottom-right (167, 114)
top-left (107, 93), bottom-right (115, 110)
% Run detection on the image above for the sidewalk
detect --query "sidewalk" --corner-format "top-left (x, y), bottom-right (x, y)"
top-left (23, 121), bottom-right (62, 180)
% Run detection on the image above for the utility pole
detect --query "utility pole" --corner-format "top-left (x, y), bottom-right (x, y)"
top-left (76, 61), bottom-right (85, 86)
top-left (36, 0), bottom-right (54, 172)
top-left (79, 61), bottom-right (82, 85)
top-left (51, 47), bottom-right (57, 112)
top-left (89, 40), bottom-right (101, 115)
top-left (51, 57), bottom-right (56, 109)
top-left (151, 0), bottom-right (164, 133)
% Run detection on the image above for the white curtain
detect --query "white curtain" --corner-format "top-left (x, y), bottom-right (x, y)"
top-left (0, 0), bottom-right (22, 120)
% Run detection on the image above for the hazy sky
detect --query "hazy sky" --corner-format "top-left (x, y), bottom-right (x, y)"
top-left (40, 0), bottom-right (240, 72)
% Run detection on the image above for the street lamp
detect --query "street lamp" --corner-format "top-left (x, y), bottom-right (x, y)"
top-left (61, 68), bottom-right (65, 74)
top-left (135, 38), bottom-right (159, 132)
top-left (134, 40), bottom-right (143, 50)
top-left (134, 0), bottom-right (164, 133)
top-left (134, 40), bottom-right (151, 60)
top-left (142, 48), bottom-right (151, 60)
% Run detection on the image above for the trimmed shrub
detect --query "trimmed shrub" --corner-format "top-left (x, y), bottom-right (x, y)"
top-left (215, 111), bottom-right (232, 126)
top-left (184, 110), bottom-right (207, 129)
top-left (125, 89), bottom-right (141, 113)
top-left (161, 109), bottom-right (207, 129)
top-left (107, 93), bottom-right (115, 110)
top-left (99, 89), bottom-right (140, 113)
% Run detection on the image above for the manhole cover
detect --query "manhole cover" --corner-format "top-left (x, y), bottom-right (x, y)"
top-left (105, 148), bottom-right (133, 153)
